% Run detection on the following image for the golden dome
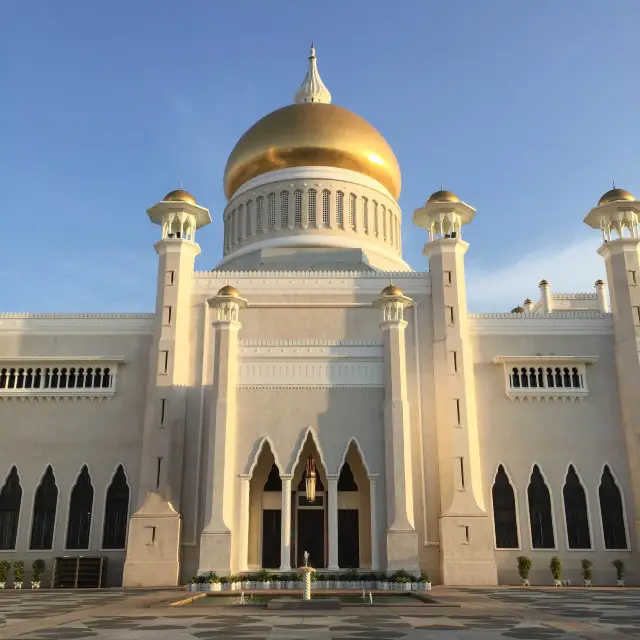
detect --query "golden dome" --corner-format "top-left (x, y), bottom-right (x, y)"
top-left (598, 188), bottom-right (635, 206)
top-left (511, 306), bottom-right (525, 313)
top-left (223, 103), bottom-right (401, 200)
top-left (217, 285), bottom-right (241, 298)
top-left (381, 284), bottom-right (404, 297)
top-left (163, 189), bottom-right (197, 205)
top-left (427, 189), bottom-right (460, 204)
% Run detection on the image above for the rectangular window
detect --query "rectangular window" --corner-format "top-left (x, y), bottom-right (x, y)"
top-left (159, 350), bottom-right (169, 374)
top-left (160, 398), bottom-right (166, 425)
top-left (635, 307), bottom-right (640, 324)
top-left (447, 306), bottom-right (455, 325)
top-left (455, 398), bottom-right (461, 425)
top-left (449, 350), bottom-right (458, 373)
top-left (463, 525), bottom-right (470, 544)
top-left (156, 457), bottom-right (162, 489)
top-left (444, 270), bottom-right (452, 285)
top-left (165, 270), bottom-right (175, 286)
top-left (163, 306), bottom-right (172, 326)
top-left (629, 270), bottom-right (637, 285)
top-left (455, 457), bottom-right (465, 491)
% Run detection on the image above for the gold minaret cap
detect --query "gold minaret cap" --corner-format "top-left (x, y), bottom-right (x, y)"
top-left (511, 306), bottom-right (525, 313)
top-left (595, 279), bottom-right (605, 286)
top-left (217, 284), bottom-right (241, 298)
top-left (427, 189), bottom-right (460, 204)
top-left (524, 298), bottom-right (532, 304)
top-left (381, 284), bottom-right (404, 297)
top-left (163, 189), bottom-right (197, 205)
top-left (539, 279), bottom-right (549, 286)
top-left (598, 188), bottom-right (635, 206)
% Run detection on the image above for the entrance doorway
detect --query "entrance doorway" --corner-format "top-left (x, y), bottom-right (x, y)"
top-left (297, 509), bottom-right (324, 568)
top-left (261, 510), bottom-right (281, 569)
top-left (338, 509), bottom-right (360, 568)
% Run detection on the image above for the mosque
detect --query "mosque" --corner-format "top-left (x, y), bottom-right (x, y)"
top-left (1, 46), bottom-right (639, 587)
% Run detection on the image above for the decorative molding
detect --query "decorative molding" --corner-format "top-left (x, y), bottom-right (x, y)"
top-left (240, 339), bottom-right (380, 347)
top-left (552, 293), bottom-right (598, 300)
top-left (193, 271), bottom-right (430, 296)
top-left (506, 392), bottom-right (588, 404)
top-left (0, 356), bottom-right (129, 363)
top-left (238, 342), bottom-right (383, 388)
top-left (0, 393), bottom-right (114, 403)
top-left (493, 356), bottom-right (599, 364)
top-left (0, 314), bottom-right (155, 335)
top-left (469, 312), bottom-right (613, 335)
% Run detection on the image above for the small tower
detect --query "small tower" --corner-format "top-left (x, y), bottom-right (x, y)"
top-left (413, 190), bottom-right (498, 586)
top-left (373, 284), bottom-right (419, 571)
top-left (584, 187), bottom-right (640, 546)
top-left (123, 189), bottom-right (211, 587)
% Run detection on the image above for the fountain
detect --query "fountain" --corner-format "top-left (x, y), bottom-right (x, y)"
top-left (267, 550), bottom-right (341, 610)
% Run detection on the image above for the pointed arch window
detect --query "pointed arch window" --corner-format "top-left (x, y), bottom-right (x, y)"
top-left (308, 189), bottom-right (317, 226)
top-left (246, 199), bottom-right (253, 236)
top-left (30, 466), bottom-right (58, 550)
top-left (336, 191), bottom-right (344, 228)
top-left (492, 465), bottom-right (519, 548)
top-left (294, 189), bottom-right (303, 225)
top-left (527, 465), bottom-right (555, 549)
top-left (337, 463), bottom-right (358, 491)
top-left (322, 189), bottom-right (330, 226)
top-left (66, 465), bottom-right (94, 550)
top-left (599, 465), bottom-right (628, 550)
top-left (0, 466), bottom-right (22, 550)
top-left (102, 465), bottom-right (130, 550)
top-left (267, 193), bottom-right (276, 228)
top-left (264, 464), bottom-right (282, 492)
top-left (280, 191), bottom-right (289, 227)
top-left (563, 465), bottom-right (591, 549)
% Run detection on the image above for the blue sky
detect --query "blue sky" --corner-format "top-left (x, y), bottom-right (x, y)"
top-left (2, 0), bottom-right (639, 312)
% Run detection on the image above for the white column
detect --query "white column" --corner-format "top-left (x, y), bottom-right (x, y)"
top-left (280, 475), bottom-right (292, 571)
top-left (327, 476), bottom-right (339, 571)
top-left (238, 475), bottom-right (250, 573)
top-left (369, 475), bottom-right (379, 571)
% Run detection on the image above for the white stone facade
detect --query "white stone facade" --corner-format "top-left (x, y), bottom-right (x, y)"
top-left (2, 52), bottom-right (640, 589)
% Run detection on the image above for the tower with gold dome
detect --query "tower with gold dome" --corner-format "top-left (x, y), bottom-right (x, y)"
top-left (2, 46), bottom-right (640, 590)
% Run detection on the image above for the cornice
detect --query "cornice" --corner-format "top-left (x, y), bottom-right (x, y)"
top-left (0, 356), bottom-right (129, 363)
top-left (237, 384), bottom-right (383, 390)
top-left (0, 314), bottom-right (155, 334)
top-left (493, 356), bottom-right (598, 364)
top-left (469, 312), bottom-right (613, 335)
top-left (240, 339), bottom-right (380, 347)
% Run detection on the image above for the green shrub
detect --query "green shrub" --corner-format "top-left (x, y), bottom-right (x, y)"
top-left (31, 559), bottom-right (45, 582)
top-left (581, 559), bottom-right (593, 581)
top-left (613, 559), bottom-right (625, 580)
top-left (419, 571), bottom-right (429, 583)
top-left (517, 556), bottom-right (532, 580)
top-left (13, 561), bottom-right (24, 582)
top-left (549, 557), bottom-right (562, 581)
top-left (257, 568), bottom-right (271, 582)
top-left (0, 560), bottom-right (10, 582)
top-left (205, 572), bottom-right (220, 583)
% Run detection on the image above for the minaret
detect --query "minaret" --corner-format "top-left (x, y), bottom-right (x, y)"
top-left (584, 187), bottom-right (640, 547)
top-left (373, 284), bottom-right (419, 571)
top-left (123, 189), bottom-right (211, 586)
top-left (294, 43), bottom-right (332, 104)
top-left (413, 190), bottom-right (498, 586)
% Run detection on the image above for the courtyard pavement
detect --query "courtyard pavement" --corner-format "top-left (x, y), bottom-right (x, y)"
top-left (1, 587), bottom-right (640, 639)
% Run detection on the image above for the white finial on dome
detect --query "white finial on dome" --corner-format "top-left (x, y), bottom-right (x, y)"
top-left (294, 43), bottom-right (332, 105)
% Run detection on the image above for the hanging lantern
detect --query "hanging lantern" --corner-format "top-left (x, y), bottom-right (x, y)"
top-left (305, 455), bottom-right (317, 502)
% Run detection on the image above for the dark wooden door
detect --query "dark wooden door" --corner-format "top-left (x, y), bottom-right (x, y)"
top-left (297, 510), bottom-right (325, 568)
top-left (338, 509), bottom-right (360, 568)
top-left (261, 509), bottom-right (281, 568)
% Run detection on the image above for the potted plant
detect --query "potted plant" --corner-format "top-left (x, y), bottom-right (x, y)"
top-left (613, 559), bottom-right (625, 587)
top-left (13, 560), bottom-right (24, 589)
top-left (517, 556), bottom-right (532, 586)
top-left (257, 568), bottom-right (271, 589)
top-left (418, 571), bottom-right (431, 591)
top-left (205, 572), bottom-right (221, 592)
top-left (346, 568), bottom-right (359, 589)
top-left (314, 572), bottom-right (326, 590)
top-left (581, 559), bottom-right (593, 587)
top-left (549, 557), bottom-right (562, 587)
top-left (220, 575), bottom-right (230, 591)
top-left (0, 560), bottom-right (10, 589)
top-left (31, 559), bottom-right (45, 589)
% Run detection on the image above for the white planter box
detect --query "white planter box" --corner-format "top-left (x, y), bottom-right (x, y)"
top-left (617, 579), bottom-right (625, 587)
top-left (13, 582), bottom-right (22, 589)
top-left (31, 581), bottom-right (41, 589)
top-left (260, 581), bottom-right (271, 590)
top-left (583, 579), bottom-right (591, 587)
top-left (286, 581), bottom-right (295, 589)
top-left (0, 582), bottom-right (5, 589)
top-left (521, 579), bottom-right (530, 586)
top-left (274, 581), bottom-right (282, 589)
top-left (553, 579), bottom-right (562, 587)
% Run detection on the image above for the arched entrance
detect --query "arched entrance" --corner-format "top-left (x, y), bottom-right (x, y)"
top-left (291, 436), bottom-right (327, 569)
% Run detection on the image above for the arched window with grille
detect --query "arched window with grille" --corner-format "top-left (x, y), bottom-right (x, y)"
top-left (336, 191), bottom-right (344, 228)
top-left (102, 465), bottom-right (130, 550)
top-left (237, 204), bottom-right (244, 242)
top-left (66, 465), bottom-right (94, 550)
top-left (256, 196), bottom-right (264, 232)
top-left (389, 211), bottom-right (394, 245)
top-left (294, 189), bottom-right (303, 226)
top-left (563, 465), bottom-right (591, 549)
top-left (349, 193), bottom-right (357, 230)
top-left (362, 197), bottom-right (369, 234)
top-left (599, 465), bottom-right (628, 549)
top-left (267, 193), bottom-right (276, 228)
top-left (492, 465), bottom-right (519, 548)
top-left (527, 465), bottom-right (555, 549)
top-left (322, 189), bottom-right (330, 226)
top-left (30, 466), bottom-right (58, 550)
top-left (308, 189), bottom-right (317, 226)
top-left (246, 199), bottom-right (253, 236)
top-left (0, 466), bottom-right (22, 550)
top-left (280, 191), bottom-right (289, 227)
top-left (373, 200), bottom-right (379, 236)
top-left (381, 204), bottom-right (387, 240)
